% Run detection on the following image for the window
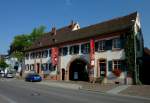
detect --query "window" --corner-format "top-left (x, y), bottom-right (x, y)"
top-left (69, 45), bottom-right (79, 55)
top-left (36, 51), bottom-right (42, 58)
top-left (113, 38), bottom-right (121, 49)
top-left (113, 60), bottom-right (125, 71)
top-left (105, 40), bottom-right (112, 50)
top-left (49, 63), bottom-right (55, 71)
top-left (59, 47), bottom-right (68, 56)
top-left (41, 63), bottom-right (48, 71)
top-left (95, 40), bottom-right (105, 52)
top-left (81, 43), bottom-right (90, 54)
top-left (42, 50), bottom-right (48, 58)
top-left (113, 60), bottom-right (122, 70)
top-left (30, 52), bottom-right (35, 59)
top-left (26, 64), bottom-right (29, 71)
top-left (30, 64), bottom-right (34, 71)
top-left (25, 53), bottom-right (29, 60)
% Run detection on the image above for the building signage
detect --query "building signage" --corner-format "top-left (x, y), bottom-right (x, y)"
top-left (90, 39), bottom-right (95, 66)
top-left (51, 47), bottom-right (58, 66)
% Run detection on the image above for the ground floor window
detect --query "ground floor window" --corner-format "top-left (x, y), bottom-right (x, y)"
top-left (108, 60), bottom-right (125, 72)
top-left (48, 63), bottom-right (56, 71)
top-left (41, 63), bottom-right (48, 71)
top-left (26, 64), bottom-right (29, 71)
top-left (113, 60), bottom-right (126, 71)
top-left (113, 60), bottom-right (122, 70)
top-left (30, 64), bottom-right (34, 71)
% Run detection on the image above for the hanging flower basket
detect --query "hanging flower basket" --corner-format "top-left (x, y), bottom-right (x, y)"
top-left (112, 69), bottom-right (122, 77)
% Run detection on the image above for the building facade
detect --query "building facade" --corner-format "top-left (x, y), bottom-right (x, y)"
top-left (24, 12), bottom-right (143, 84)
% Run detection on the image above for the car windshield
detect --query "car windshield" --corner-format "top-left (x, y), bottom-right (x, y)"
top-left (33, 74), bottom-right (39, 76)
top-left (27, 74), bottom-right (39, 77)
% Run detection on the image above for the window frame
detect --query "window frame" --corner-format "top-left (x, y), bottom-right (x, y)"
top-left (112, 38), bottom-right (121, 49)
top-left (95, 40), bottom-right (106, 52)
top-left (59, 47), bottom-right (68, 56)
top-left (113, 60), bottom-right (123, 70)
top-left (81, 43), bottom-right (90, 54)
top-left (69, 45), bottom-right (79, 55)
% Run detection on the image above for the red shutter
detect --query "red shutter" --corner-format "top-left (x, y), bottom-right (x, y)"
top-left (51, 47), bottom-right (58, 66)
top-left (90, 39), bottom-right (95, 66)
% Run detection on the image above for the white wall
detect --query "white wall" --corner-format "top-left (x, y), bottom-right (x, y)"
top-left (95, 49), bottom-right (125, 78)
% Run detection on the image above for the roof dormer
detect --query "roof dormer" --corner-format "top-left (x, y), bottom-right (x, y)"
top-left (68, 20), bottom-right (80, 31)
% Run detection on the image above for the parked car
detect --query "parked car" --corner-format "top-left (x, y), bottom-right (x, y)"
top-left (0, 71), bottom-right (5, 77)
top-left (25, 73), bottom-right (42, 82)
top-left (6, 72), bottom-right (14, 78)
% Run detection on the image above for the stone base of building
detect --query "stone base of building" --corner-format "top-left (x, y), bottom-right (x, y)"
top-left (89, 76), bottom-right (95, 83)
top-left (43, 75), bottom-right (60, 81)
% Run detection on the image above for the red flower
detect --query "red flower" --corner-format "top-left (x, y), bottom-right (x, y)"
top-left (112, 69), bottom-right (122, 77)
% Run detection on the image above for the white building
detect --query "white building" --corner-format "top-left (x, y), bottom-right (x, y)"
top-left (24, 12), bottom-right (143, 84)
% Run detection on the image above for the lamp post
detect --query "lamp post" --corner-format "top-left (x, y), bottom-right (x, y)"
top-left (131, 20), bottom-right (138, 84)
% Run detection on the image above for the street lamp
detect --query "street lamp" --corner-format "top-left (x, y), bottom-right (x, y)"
top-left (131, 19), bottom-right (138, 84)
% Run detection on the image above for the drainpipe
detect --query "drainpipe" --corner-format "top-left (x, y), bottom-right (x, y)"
top-left (131, 20), bottom-right (138, 85)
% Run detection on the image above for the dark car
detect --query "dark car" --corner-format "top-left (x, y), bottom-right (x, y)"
top-left (25, 73), bottom-right (42, 82)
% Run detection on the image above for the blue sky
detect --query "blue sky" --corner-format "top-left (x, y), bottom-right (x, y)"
top-left (0, 0), bottom-right (150, 54)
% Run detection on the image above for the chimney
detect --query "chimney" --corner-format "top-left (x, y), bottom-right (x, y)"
top-left (69, 20), bottom-right (75, 29)
top-left (51, 27), bottom-right (56, 35)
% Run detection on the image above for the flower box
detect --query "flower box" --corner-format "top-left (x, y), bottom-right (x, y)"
top-left (112, 69), bottom-right (122, 77)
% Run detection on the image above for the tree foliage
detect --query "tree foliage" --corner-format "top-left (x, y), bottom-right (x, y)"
top-left (9, 25), bottom-right (46, 60)
top-left (0, 59), bottom-right (9, 70)
top-left (124, 30), bottom-right (135, 73)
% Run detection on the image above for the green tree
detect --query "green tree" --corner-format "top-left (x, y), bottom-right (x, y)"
top-left (29, 25), bottom-right (46, 42)
top-left (0, 59), bottom-right (9, 71)
top-left (9, 25), bottom-right (46, 60)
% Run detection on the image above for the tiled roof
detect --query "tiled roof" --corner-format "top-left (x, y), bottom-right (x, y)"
top-left (26, 12), bottom-right (137, 51)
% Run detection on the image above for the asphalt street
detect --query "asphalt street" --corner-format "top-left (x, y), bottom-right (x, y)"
top-left (0, 78), bottom-right (149, 103)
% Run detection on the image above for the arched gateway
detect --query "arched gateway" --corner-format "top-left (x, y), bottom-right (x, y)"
top-left (68, 58), bottom-right (90, 81)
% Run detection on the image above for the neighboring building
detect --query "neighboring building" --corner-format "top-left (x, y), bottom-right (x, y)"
top-left (5, 56), bottom-right (20, 72)
top-left (140, 48), bottom-right (150, 84)
top-left (24, 12), bottom-right (144, 84)
top-left (1, 55), bottom-right (21, 74)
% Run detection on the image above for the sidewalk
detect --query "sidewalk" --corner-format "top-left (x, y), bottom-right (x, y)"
top-left (119, 85), bottom-right (150, 98)
top-left (38, 80), bottom-right (150, 99)
top-left (38, 80), bottom-right (120, 92)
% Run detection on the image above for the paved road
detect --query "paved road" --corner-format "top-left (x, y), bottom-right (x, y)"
top-left (0, 79), bottom-right (149, 103)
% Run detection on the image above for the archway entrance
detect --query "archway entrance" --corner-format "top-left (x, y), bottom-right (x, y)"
top-left (69, 59), bottom-right (89, 81)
